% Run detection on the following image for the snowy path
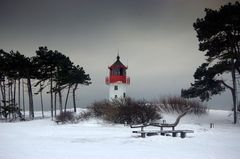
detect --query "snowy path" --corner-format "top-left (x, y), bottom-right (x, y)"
top-left (1, 110), bottom-right (240, 159)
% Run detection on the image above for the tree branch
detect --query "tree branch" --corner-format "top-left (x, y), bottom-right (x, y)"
top-left (236, 65), bottom-right (240, 74)
top-left (221, 80), bottom-right (233, 91)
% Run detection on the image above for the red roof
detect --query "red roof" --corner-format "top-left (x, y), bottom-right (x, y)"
top-left (109, 55), bottom-right (127, 69)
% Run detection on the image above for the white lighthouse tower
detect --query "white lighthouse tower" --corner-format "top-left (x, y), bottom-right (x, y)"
top-left (105, 55), bottom-right (130, 100)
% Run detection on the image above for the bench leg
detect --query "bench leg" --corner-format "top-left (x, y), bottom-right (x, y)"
top-left (180, 132), bottom-right (186, 138)
top-left (141, 133), bottom-right (146, 138)
top-left (172, 132), bottom-right (177, 137)
top-left (160, 133), bottom-right (165, 136)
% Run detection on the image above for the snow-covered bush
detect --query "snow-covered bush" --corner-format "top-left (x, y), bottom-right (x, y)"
top-left (55, 111), bottom-right (75, 123)
top-left (88, 100), bottom-right (113, 118)
top-left (55, 110), bottom-right (92, 124)
top-left (113, 98), bottom-right (161, 124)
top-left (88, 98), bottom-right (162, 124)
top-left (157, 96), bottom-right (207, 115)
top-left (0, 106), bottom-right (25, 121)
top-left (76, 111), bottom-right (92, 121)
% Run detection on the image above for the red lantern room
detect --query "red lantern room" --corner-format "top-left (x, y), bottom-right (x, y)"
top-left (105, 55), bottom-right (130, 85)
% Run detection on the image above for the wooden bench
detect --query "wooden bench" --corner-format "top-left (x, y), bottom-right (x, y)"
top-left (132, 130), bottom-right (194, 138)
top-left (130, 107), bottom-right (194, 138)
top-left (131, 107), bottom-right (191, 131)
top-left (161, 130), bottom-right (194, 138)
top-left (130, 123), bottom-right (150, 130)
top-left (149, 108), bottom-right (190, 130)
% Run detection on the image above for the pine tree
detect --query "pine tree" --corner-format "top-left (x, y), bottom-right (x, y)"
top-left (181, 2), bottom-right (240, 123)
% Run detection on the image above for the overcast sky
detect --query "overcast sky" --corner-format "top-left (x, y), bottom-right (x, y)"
top-left (0, 0), bottom-right (236, 110)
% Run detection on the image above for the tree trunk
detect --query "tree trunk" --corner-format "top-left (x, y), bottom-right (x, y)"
top-left (14, 80), bottom-right (16, 106)
top-left (27, 77), bottom-right (34, 119)
top-left (64, 85), bottom-right (71, 112)
top-left (0, 82), bottom-right (2, 119)
top-left (40, 84), bottom-right (44, 118)
top-left (13, 80), bottom-right (16, 108)
top-left (13, 80), bottom-right (16, 119)
top-left (0, 80), bottom-right (6, 119)
top-left (54, 92), bottom-right (57, 117)
top-left (3, 80), bottom-right (6, 108)
top-left (58, 90), bottom-right (63, 113)
top-left (50, 74), bottom-right (53, 119)
top-left (9, 80), bottom-right (12, 119)
top-left (0, 81), bottom-right (3, 118)
top-left (72, 84), bottom-right (78, 113)
top-left (231, 59), bottom-right (237, 124)
top-left (0, 81), bottom-right (3, 102)
top-left (18, 79), bottom-right (21, 112)
top-left (22, 79), bottom-right (25, 118)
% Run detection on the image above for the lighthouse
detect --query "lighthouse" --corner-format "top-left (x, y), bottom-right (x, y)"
top-left (105, 55), bottom-right (130, 100)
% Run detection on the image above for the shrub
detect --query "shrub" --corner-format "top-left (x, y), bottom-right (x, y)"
top-left (88, 98), bottom-right (162, 124)
top-left (77, 110), bottom-right (92, 121)
top-left (0, 106), bottom-right (24, 121)
top-left (88, 100), bottom-right (112, 117)
top-left (55, 111), bottom-right (75, 123)
top-left (88, 100), bottom-right (118, 121)
top-left (156, 96), bottom-right (207, 115)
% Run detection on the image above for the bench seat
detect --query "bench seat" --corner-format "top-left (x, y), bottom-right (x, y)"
top-left (132, 130), bottom-right (194, 138)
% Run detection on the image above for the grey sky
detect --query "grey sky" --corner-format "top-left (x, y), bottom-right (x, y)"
top-left (0, 0), bottom-right (236, 110)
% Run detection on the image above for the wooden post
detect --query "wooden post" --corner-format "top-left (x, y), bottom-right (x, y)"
top-left (162, 120), bottom-right (166, 124)
top-left (180, 132), bottom-right (186, 138)
top-left (210, 123), bottom-right (214, 128)
top-left (172, 132), bottom-right (177, 137)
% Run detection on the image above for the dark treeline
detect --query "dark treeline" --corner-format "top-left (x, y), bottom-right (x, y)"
top-left (0, 46), bottom-right (91, 121)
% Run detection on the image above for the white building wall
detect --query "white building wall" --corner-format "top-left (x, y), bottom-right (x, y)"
top-left (109, 82), bottom-right (127, 101)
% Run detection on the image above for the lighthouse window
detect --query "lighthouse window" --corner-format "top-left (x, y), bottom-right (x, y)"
top-left (113, 69), bottom-right (118, 75)
top-left (120, 68), bottom-right (123, 75)
top-left (123, 93), bottom-right (126, 98)
top-left (115, 95), bottom-right (118, 98)
top-left (114, 85), bottom-right (118, 90)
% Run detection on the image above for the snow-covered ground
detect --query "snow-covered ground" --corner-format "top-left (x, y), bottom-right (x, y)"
top-left (1, 110), bottom-right (240, 159)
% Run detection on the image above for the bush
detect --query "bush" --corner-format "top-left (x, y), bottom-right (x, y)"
top-left (88, 100), bottom-right (112, 117)
top-left (156, 96), bottom-right (207, 115)
top-left (88, 98), bottom-right (162, 124)
top-left (55, 111), bottom-right (75, 123)
top-left (0, 106), bottom-right (24, 121)
top-left (77, 110), bottom-right (92, 121)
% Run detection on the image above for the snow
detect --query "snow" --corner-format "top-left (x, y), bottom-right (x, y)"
top-left (1, 110), bottom-right (240, 159)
